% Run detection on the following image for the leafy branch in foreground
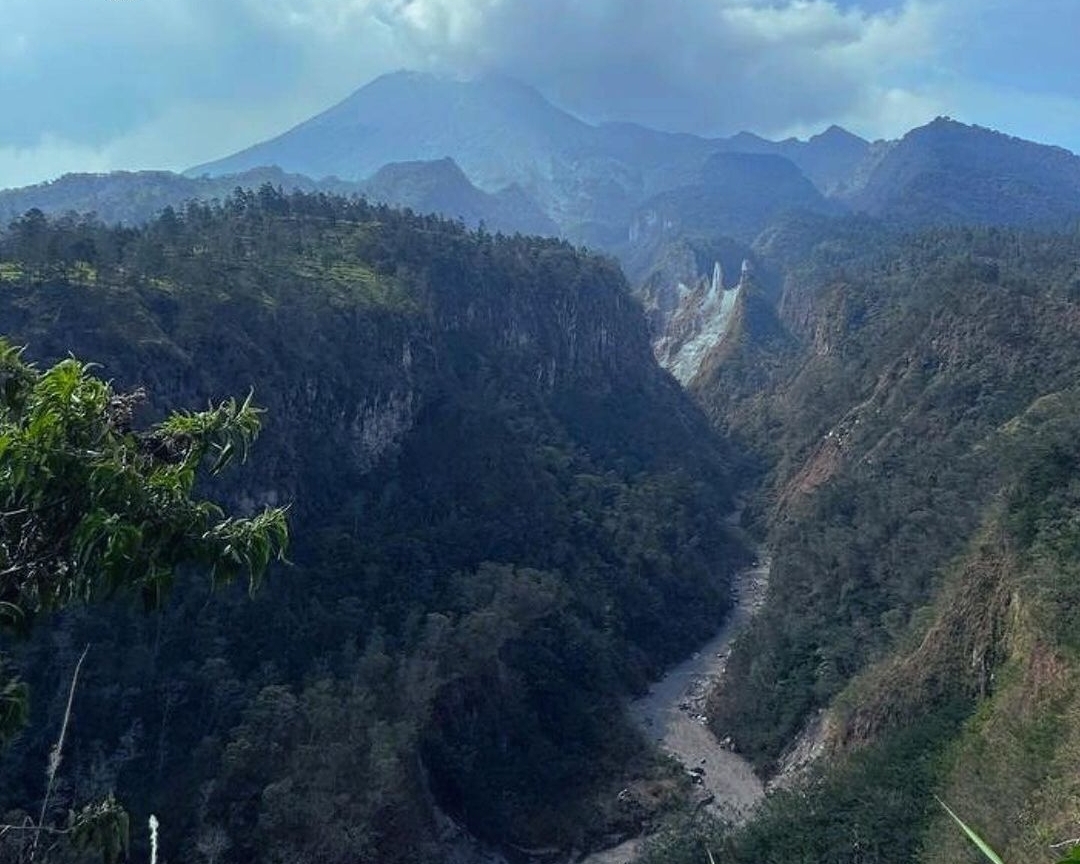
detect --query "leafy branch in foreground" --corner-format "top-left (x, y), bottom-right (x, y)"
top-left (0, 337), bottom-right (288, 862)
top-left (0, 336), bottom-right (289, 743)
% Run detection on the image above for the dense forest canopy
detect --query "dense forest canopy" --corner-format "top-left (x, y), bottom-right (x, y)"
top-left (0, 343), bottom-right (287, 862)
top-left (642, 220), bottom-right (1080, 864)
top-left (5, 177), bottom-right (1080, 864)
top-left (0, 190), bottom-right (746, 861)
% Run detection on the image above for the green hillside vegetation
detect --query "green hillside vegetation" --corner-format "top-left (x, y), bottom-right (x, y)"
top-left (636, 221), bottom-right (1080, 863)
top-left (0, 191), bottom-right (745, 861)
top-left (0, 343), bottom-right (288, 862)
top-left (676, 391), bottom-right (1080, 864)
top-left (708, 224), bottom-right (1080, 766)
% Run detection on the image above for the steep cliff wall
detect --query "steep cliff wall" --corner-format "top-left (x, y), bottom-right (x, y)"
top-left (0, 195), bottom-right (745, 862)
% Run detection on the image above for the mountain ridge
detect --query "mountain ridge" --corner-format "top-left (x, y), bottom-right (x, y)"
top-left (185, 70), bottom-right (871, 245)
top-left (846, 116), bottom-right (1080, 226)
top-left (0, 157), bottom-right (555, 236)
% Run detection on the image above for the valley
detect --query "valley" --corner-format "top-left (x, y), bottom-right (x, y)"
top-left (4, 64), bottom-right (1080, 864)
top-left (629, 556), bottom-right (769, 825)
top-left (585, 554), bottom-right (771, 864)
top-left (0, 196), bottom-right (746, 863)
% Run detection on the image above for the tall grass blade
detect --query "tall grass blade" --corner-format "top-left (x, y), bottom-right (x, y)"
top-left (31, 644), bottom-right (89, 862)
top-left (935, 796), bottom-right (1006, 864)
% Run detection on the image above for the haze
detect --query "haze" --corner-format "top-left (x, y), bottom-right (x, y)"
top-left (2, 0), bottom-right (1078, 189)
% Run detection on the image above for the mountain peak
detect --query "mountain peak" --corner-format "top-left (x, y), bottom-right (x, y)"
top-left (900, 115), bottom-right (1080, 160)
top-left (850, 115), bottom-right (1080, 225)
top-left (359, 156), bottom-right (558, 236)
top-left (909, 115), bottom-right (987, 141)
top-left (365, 156), bottom-right (471, 190)
top-left (343, 68), bottom-right (553, 108)
top-left (811, 124), bottom-right (867, 146)
top-left (188, 69), bottom-right (589, 187)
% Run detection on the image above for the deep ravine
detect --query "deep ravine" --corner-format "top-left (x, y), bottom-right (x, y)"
top-left (582, 555), bottom-right (771, 864)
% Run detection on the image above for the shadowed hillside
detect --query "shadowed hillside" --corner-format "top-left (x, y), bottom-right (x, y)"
top-left (0, 193), bottom-right (747, 862)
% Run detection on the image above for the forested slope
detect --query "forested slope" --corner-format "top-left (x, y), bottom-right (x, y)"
top-left (0, 193), bottom-right (746, 861)
top-left (656, 220), bottom-right (1080, 863)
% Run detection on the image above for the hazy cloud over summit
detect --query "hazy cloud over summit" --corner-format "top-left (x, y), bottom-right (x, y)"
top-left (1, 0), bottom-right (1078, 188)
top-left (373, 0), bottom-right (943, 137)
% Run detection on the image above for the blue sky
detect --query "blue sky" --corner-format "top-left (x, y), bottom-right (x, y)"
top-left (1, 0), bottom-right (1078, 188)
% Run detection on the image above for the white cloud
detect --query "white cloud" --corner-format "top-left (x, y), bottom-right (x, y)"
top-left (0, 95), bottom-right (330, 189)
top-left (353, 0), bottom-right (948, 138)
top-left (0, 137), bottom-right (111, 192)
top-left (3, 0), bottom-right (1079, 189)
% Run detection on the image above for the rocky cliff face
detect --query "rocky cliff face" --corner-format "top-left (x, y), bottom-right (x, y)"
top-left (0, 195), bottom-right (745, 862)
top-left (631, 231), bottom-right (787, 391)
top-left (648, 260), bottom-right (750, 385)
top-left (670, 219), bottom-right (1080, 862)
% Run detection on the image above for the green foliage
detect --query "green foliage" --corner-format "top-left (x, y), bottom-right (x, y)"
top-left (635, 810), bottom-right (728, 864)
top-left (69, 794), bottom-right (130, 864)
top-left (0, 660), bottom-right (28, 746)
top-left (935, 798), bottom-right (1080, 864)
top-left (0, 195), bottom-right (742, 861)
top-left (936, 798), bottom-right (1006, 864)
top-left (0, 340), bottom-right (288, 633)
top-left (0, 336), bottom-right (287, 862)
top-left (910, 394), bottom-right (1080, 864)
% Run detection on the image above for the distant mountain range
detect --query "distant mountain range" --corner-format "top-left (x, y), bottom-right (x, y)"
top-left (0, 167), bottom-right (343, 227)
top-left (4, 71), bottom-right (1080, 251)
top-left (848, 117), bottom-right (1080, 227)
top-left (0, 157), bottom-right (555, 237)
top-left (187, 71), bottom-right (874, 245)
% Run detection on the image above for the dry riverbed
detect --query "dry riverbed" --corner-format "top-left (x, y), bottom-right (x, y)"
top-left (582, 557), bottom-right (771, 863)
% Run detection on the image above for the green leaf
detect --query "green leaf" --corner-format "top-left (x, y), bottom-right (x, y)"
top-left (70, 794), bottom-right (130, 864)
top-left (1056, 845), bottom-right (1080, 864)
top-left (936, 797), bottom-right (1006, 864)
